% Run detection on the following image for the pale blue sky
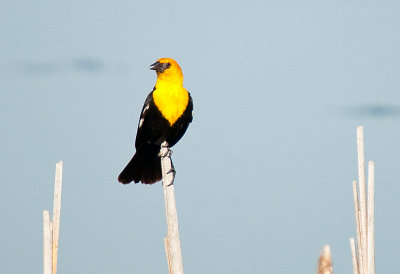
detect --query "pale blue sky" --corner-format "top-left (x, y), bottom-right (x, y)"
top-left (1, 1), bottom-right (400, 273)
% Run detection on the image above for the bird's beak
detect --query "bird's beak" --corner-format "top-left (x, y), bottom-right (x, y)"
top-left (150, 61), bottom-right (160, 70)
top-left (150, 61), bottom-right (168, 73)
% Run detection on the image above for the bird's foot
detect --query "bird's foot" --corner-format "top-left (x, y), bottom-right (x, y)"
top-left (160, 147), bottom-right (173, 158)
top-left (167, 166), bottom-right (176, 176)
top-left (166, 159), bottom-right (176, 186)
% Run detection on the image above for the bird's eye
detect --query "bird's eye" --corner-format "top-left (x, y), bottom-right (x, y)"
top-left (166, 62), bottom-right (171, 68)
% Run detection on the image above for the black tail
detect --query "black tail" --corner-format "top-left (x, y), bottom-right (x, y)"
top-left (118, 145), bottom-right (162, 184)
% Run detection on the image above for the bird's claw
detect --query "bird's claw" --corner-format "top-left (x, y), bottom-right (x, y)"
top-left (165, 160), bottom-right (176, 187)
top-left (160, 142), bottom-right (175, 187)
top-left (167, 167), bottom-right (176, 175)
top-left (160, 147), bottom-right (173, 158)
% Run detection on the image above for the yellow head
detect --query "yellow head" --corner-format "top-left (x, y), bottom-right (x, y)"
top-left (150, 58), bottom-right (183, 85)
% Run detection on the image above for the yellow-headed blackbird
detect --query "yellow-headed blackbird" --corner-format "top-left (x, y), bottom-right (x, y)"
top-left (118, 58), bottom-right (193, 184)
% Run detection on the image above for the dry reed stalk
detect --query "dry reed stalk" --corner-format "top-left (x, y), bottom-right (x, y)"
top-left (42, 161), bottom-right (63, 274)
top-left (164, 238), bottom-right (172, 274)
top-left (160, 141), bottom-right (184, 274)
top-left (351, 126), bottom-right (376, 274)
top-left (318, 245), bottom-right (333, 274)
top-left (352, 180), bottom-right (362, 273)
top-left (350, 238), bottom-right (359, 274)
top-left (367, 161), bottom-right (375, 274)
top-left (52, 161), bottom-right (63, 274)
top-left (356, 126), bottom-right (368, 273)
top-left (43, 211), bottom-right (52, 274)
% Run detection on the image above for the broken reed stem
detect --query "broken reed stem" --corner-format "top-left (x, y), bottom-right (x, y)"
top-left (160, 141), bottom-right (184, 274)
top-left (52, 161), bottom-right (63, 274)
top-left (352, 180), bottom-right (362, 273)
top-left (43, 161), bottom-right (63, 274)
top-left (351, 126), bottom-right (376, 274)
top-left (350, 238), bottom-right (359, 274)
top-left (367, 161), bottom-right (375, 274)
top-left (356, 126), bottom-right (368, 273)
top-left (43, 211), bottom-right (52, 274)
top-left (318, 245), bottom-right (333, 274)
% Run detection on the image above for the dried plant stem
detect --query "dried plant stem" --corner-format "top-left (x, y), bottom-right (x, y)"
top-left (351, 126), bottom-right (375, 274)
top-left (43, 211), bottom-right (52, 274)
top-left (357, 126), bottom-right (368, 274)
top-left (350, 238), bottom-right (359, 274)
top-left (42, 161), bottom-right (63, 274)
top-left (164, 238), bottom-right (172, 274)
top-left (352, 180), bottom-right (362, 273)
top-left (161, 141), bottom-right (184, 274)
top-left (52, 161), bottom-right (63, 274)
top-left (318, 245), bottom-right (333, 274)
top-left (367, 161), bottom-right (375, 274)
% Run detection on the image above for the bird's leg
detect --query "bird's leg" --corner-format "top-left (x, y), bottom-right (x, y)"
top-left (160, 142), bottom-right (175, 186)
top-left (165, 159), bottom-right (176, 186)
top-left (167, 159), bottom-right (176, 174)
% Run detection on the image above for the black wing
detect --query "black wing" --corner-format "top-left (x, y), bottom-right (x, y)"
top-left (135, 89), bottom-right (154, 149)
top-left (134, 88), bottom-right (168, 149)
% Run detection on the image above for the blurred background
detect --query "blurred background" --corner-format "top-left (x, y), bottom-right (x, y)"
top-left (1, 1), bottom-right (399, 273)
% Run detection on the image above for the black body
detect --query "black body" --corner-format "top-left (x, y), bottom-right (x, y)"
top-left (118, 88), bottom-right (193, 184)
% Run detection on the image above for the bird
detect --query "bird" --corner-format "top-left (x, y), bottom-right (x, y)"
top-left (118, 58), bottom-right (193, 184)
